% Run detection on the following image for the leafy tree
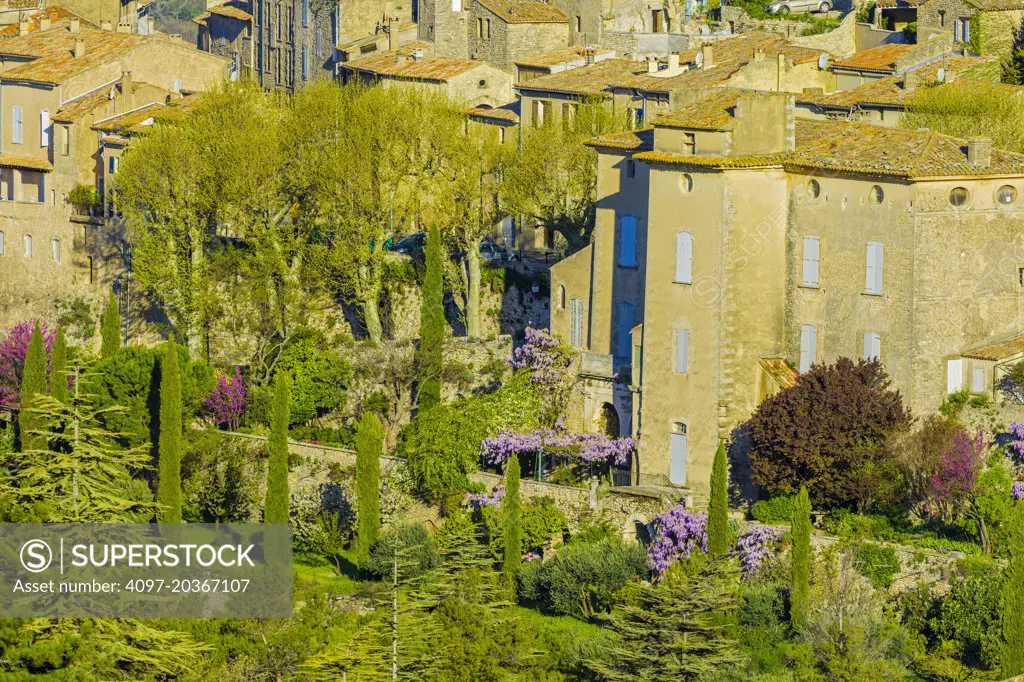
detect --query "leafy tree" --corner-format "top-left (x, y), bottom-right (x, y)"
top-left (709, 439), bottom-right (729, 557)
top-left (500, 98), bottom-right (628, 253)
top-left (157, 340), bottom-right (182, 522)
top-left (417, 223), bottom-right (445, 414)
top-left (18, 322), bottom-right (48, 452)
top-left (502, 454), bottom-right (522, 588)
top-left (355, 411), bottom-right (383, 563)
top-left (791, 486), bottom-right (811, 630)
top-left (937, 570), bottom-right (1004, 668)
top-left (586, 559), bottom-right (744, 679)
top-left (362, 522), bottom-right (440, 582)
top-left (1001, 503), bottom-right (1024, 676)
top-left (902, 81), bottom-right (1024, 153)
top-left (271, 329), bottom-right (350, 426)
top-left (100, 292), bottom-right (121, 359)
top-left (0, 319), bottom-right (55, 406)
top-left (264, 371), bottom-right (291, 524)
top-left (50, 326), bottom-right (67, 404)
top-left (749, 357), bottom-right (911, 509)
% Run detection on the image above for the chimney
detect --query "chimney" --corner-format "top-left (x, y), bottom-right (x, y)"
top-left (18, 18), bottom-right (28, 36)
top-left (101, 19), bottom-right (112, 31)
top-left (732, 91), bottom-right (795, 156)
top-left (701, 44), bottom-right (714, 69)
top-left (668, 53), bottom-right (679, 70)
top-left (73, 37), bottom-right (85, 58)
top-left (904, 69), bottom-right (920, 92)
top-left (39, 16), bottom-right (51, 30)
top-left (387, 25), bottom-right (395, 51)
top-left (647, 58), bottom-right (658, 73)
top-left (121, 70), bottom-right (132, 95)
top-left (412, 47), bottom-right (424, 60)
top-left (584, 46), bottom-right (594, 65)
top-left (968, 137), bottom-right (992, 168)
top-left (69, 17), bottom-right (80, 33)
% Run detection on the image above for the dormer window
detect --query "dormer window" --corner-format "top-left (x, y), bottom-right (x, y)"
top-left (682, 132), bottom-right (695, 155)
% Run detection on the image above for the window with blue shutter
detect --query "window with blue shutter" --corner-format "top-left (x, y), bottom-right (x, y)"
top-left (799, 325), bottom-right (816, 373)
top-left (675, 231), bottom-right (693, 283)
top-left (302, 47), bottom-right (309, 80)
top-left (302, 0), bottom-right (308, 25)
top-left (675, 329), bottom-right (689, 373)
top-left (866, 241), bottom-right (883, 294)
top-left (618, 215), bottom-right (637, 267)
top-left (802, 235), bottom-right (819, 287)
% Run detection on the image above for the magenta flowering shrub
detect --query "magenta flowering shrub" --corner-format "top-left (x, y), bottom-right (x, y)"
top-left (1012, 481), bottom-right (1024, 501)
top-left (931, 429), bottom-right (986, 504)
top-left (508, 327), bottom-right (574, 385)
top-left (522, 551), bottom-right (542, 562)
top-left (480, 428), bottom-right (636, 467)
top-left (203, 366), bottom-right (247, 430)
top-left (466, 484), bottom-right (506, 509)
top-left (735, 525), bottom-right (782, 578)
top-left (0, 320), bottom-right (56, 406)
top-left (647, 506), bottom-right (708, 581)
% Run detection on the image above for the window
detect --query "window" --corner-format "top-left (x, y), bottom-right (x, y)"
top-left (39, 110), bottom-right (49, 147)
top-left (616, 302), bottom-right (634, 361)
top-left (452, 0), bottom-right (461, 10)
top-left (477, 17), bottom-right (483, 37)
top-left (863, 332), bottom-right (880, 361)
top-left (12, 106), bottom-right (22, 144)
top-left (486, 18), bottom-right (490, 38)
top-left (972, 367), bottom-right (985, 393)
top-left (532, 100), bottom-right (546, 126)
top-left (947, 359), bottom-right (963, 393)
top-left (938, 9), bottom-right (946, 27)
top-left (0, 230), bottom-right (4, 255)
top-left (670, 423), bottom-right (687, 485)
top-left (869, 185), bottom-right (883, 204)
top-left (302, 47), bottom-right (308, 80)
top-left (998, 185), bottom-right (1018, 205)
top-left (680, 173), bottom-right (693, 192)
top-left (575, 15), bottom-right (581, 31)
top-left (807, 178), bottom-right (820, 199)
top-left (50, 237), bottom-right (60, 264)
top-left (558, 285), bottom-right (565, 309)
top-left (619, 215), bottom-right (637, 267)
top-left (801, 236), bottom-right (819, 287)
top-left (674, 329), bottom-right (689, 373)
top-left (675, 231), bottom-right (693, 283)
top-left (682, 132), bottom-right (695, 154)
top-left (61, 125), bottom-right (69, 155)
top-left (865, 241), bottom-right (883, 294)
top-left (625, 159), bottom-right (635, 179)
top-left (302, 0), bottom-right (308, 26)
top-left (569, 299), bottom-right (584, 347)
top-left (23, 233), bottom-right (32, 258)
top-left (561, 102), bottom-right (577, 125)
top-left (799, 325), bottom-right (816, 373)
top-left (108, 155), bottom-right (118, 174)
top-left (955, 17), bottom-right (970, 42)
top-left (949, 187), bottom-right (969, 206)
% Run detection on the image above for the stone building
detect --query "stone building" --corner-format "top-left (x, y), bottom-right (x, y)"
top-left (877, 0), bottom-right (1024, 61)
top-left (0, 18), bottom-right (229, 329)
top-left (553, 88), bottom-right (1024, 495)
top-left (194, 1), bottom-right (253, 72)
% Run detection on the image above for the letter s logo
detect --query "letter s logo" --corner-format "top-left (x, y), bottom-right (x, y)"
top-left (20, 539), bottom-right (52, 573)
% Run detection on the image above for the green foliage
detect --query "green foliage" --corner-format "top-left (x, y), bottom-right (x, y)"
top-left (902, 80), bottom-right (1024, 153)
top-left (68, 182), bottom-right (102, 210)
top-left (362, 522), bottom-right (440, 581)
top-left (1006, 16), bottom-right (1024, 84)
top-left (100, 292), bottom-right (121, 359)
top-left (1000, 504), bottom-right (1024, 676)
top-left (157, 340), bottom-right (182, 522)
top-left (50, 327), bottom-right (67, 404)
top-left (17, 322), bottom-right (48, 452)
top-left (481, 496), bottom-right (567, 558)
top-left (791, 487), bottom-right (811, 630)
top-left (264, 372), bottom-right (291, 524)
top-left (903, 21), bottom-right (917, 42)
top-left (520, 537), bottom-right (648, 620)
top-left (709, 439), bottom-right (730, 557)
top-left (54, 296), bottom-right (96, 343)
top-left (401, 371), bottom-right (544, 501)
top-left (854, 542), bottom-right (900, 589)
top-left (354, 411), bottom-right (382, 563)
top-left (502, 454), bottom-right (523, 587)
top-left (417, 223), bottom-right (445, 414)
top-left (273, 329), bottom-right (351, 426)
top-left (737, 579), bottom-right (791, 674)
top-left (751, 494), bottom-right (796, 524)
top-left (936, 572), bottom-right (1004, 668)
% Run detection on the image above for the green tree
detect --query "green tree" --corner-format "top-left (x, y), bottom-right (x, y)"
top-left (502, 454), bottom-right (522, 588)
top-left (1001, 503), bottom-right (1024, 676)
top-left (355, 411), bottom-right (383, 563)
top-left (417, 223), bottom-right (445, 414)
top-left (157, 339), bottom-right (182, 522)
top-left (709, 439), bottom-right (729, 557)
top-left (902, 81), bottom-right (1024, 153)
top-left (18, 322), bottom-right (48, 453)
top-left (264, 372), bottom-right (291, 524)
top-left (791, 486), bottom-right (812, 630)
top-left (50, 326), bottom-right (67, 404)
top-left (100, 292), bottom-right (121, 359)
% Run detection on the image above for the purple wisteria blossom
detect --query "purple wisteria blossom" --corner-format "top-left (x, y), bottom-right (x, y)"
top-left (648, 506), bottom-right (708, 581)
top-left (508, 327), bottom-right (574, 385)
top-left (522, 551), bottom-right (542, 562)
top-left (735, 526), bottom-right (782, 578)
top-left (466, 484), bottom-right (506, 509)
top-left (1009, 422), bottom-right (1024, 463)
top-left (0, 320), bottom-right (56, 406)
top-left (204, 366), bottom-right (247, 430)
top-left (480, 428), bottom-right (636, 467)
top-left (1012, 481), bottom-right (1024, 501)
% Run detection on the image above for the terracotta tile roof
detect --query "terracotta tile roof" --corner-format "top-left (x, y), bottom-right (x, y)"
top-left (652, 89), bottom-right (739, 131)
top-left (962, 331), bottom-right (1024, 360)
top-left (0, 153), bottom-right (53, 172)
top-left (965, 0), bottom-right (1024, 10)
top-left (468, 105), bottom-right (519, 123)
top-left (634, 150), bottom-right (784, 168)
top-left (206, 1), bottom-right (252, 21)
top-left (514, 58), bottom-right (641, 95)
top-left (192, 14), bottom-right (207, 25)
top-left (514, 45), bottom-right (614, 70)
top-left (477, 0), bottom-right (567, 23)
top-left (585, 128), bottom-right (654, 150)
top-left (344, 41), bottom-right (487, 81)
top-left (0, 7), bottom-right (94, 37)
top-left (875, 0), bottom-right (927, 8)
top-left (92, 94), bottom-right (203, 134)
top-left (0, 27), bottom-right (146, 84)
top-left (832, 43), bottom-right (915, 73)
top-left (760, 358), bottom-right (798, 389)
top-left (53, 81), bottom-right (165, 122)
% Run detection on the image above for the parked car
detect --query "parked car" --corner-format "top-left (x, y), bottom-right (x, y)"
top-left (387, 232), bottom-right (425, 255)
top-left (766, 0), bottom-right (831, 13)
top-left (480, 242), bottom-right (519, 264)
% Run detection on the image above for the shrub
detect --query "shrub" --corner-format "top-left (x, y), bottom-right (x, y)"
top-left (749, 358), bottom-right (911, 509)
top-left (362, 523), bottom-right (439, 582)
top-left (936, 573), bottom-right (1004, 668)
top-left (203, 366), bottom-right (246, 430)
top-left (822, 509), bottom-right (898, 541)
top-left (481, 495), bottom-right (567, 557)
top-left (750, 494), bottom-right (796, 524)
top-left (896, 583), bottom-right (941, 644)
top-left (0, 320), bottom-right (56, 406)
top-left (273, 329), bottom-right (351, 426)
top-left (999, 358), bottom-right (1024, 404)
top-left (854, 542), bottom-right (900, 589)
top-left (738, 581), bottom-right (790, 673)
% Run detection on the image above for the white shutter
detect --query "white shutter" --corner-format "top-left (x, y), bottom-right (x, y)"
top-left (866, 242), bottom-right (883, 294)
top-left (12, 106), bottom-right (22, 144)
top-left (619, 216), bottom-right (637, 267)
top-left (676, 231), bottom-right (693, 283)
top-left (863, 332), bottom-right (880, 361)
top-left (675, 329), bottom-right (689, 373)
top-left (800, 325), bottom-right (816, 373)
top-left (947, 359), bottom-right (963, 393)
top-left (972, 367), bottom-right (985, 393)
top-left (802, 236), bottom-right (819, 286)
top-left (39, 110), bottom-right (49, 147)
top-left (570, 299), bottom-right (583, 347)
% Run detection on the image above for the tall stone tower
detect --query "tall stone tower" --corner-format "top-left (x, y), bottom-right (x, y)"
top-left (417, 0), bottom-right (469, 58)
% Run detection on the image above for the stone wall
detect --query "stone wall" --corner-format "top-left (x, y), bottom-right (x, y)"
top-left (598, 30), bottom-right (690, 60)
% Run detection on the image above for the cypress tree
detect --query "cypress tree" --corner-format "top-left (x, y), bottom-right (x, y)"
top-left (1001, 503), bottom-right (1024, 677)
top-left (264, 372), bottom-right (291, 524)
top-left (502, 454), bottom-right (522, 588)
top-left (100, 292), bottom-right (121, 359)
top-left (790, 486), bottom-right (812, 630)
top-left (355, 411), bottom-right (383, 563)
top-left (708, 440), bottom-right (729, 557)
top-left (417, 223), bottom-right (444, 414)
top-left (157, 339), bottom-right (182, 522)
top-left (18, 322), bottom-right (48, 452)
top-left (51, 326), bottom-right (67, 404)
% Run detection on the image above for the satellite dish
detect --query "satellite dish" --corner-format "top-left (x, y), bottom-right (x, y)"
top-left (817, 53), bottom-right (828, 70)
top-left (937, 67), bottom-right (946, 82)
top-left (695, 51), bottom-right (704, 66)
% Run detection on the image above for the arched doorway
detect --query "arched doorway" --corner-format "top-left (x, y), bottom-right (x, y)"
top-left (600, 402), bottom-right (620, 437)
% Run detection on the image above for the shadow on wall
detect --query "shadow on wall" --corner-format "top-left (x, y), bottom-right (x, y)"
top-left (728, 422), bottom-right (759, 506)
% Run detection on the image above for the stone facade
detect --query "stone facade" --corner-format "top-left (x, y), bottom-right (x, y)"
top-left (467, 10), bottom-right (567, 72)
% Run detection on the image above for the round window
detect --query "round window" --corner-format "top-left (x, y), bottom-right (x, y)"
top-left (680, 174), bottom-right (693, 193)
top-left (869, 185), bottom-right (884, 204)
top-left (807, 179), bottom-right (820, 199)
top-left (949, 187), bottom-right (969, 207)
top-left (997, 185), bottom-right (1018, 205)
